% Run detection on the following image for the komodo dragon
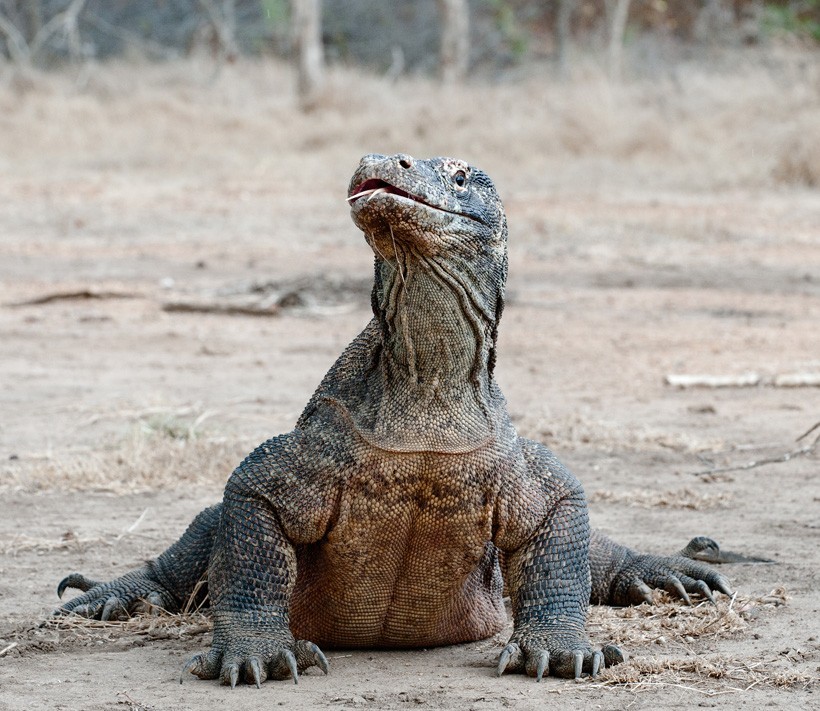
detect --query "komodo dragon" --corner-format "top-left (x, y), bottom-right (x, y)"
top-left (56, 153), bottom-right (733, 686)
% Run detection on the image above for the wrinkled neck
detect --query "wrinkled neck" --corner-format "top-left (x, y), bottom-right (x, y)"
top-left (375, 258), bottom-right (494, 394)
top-left (306, 256), bottom-right (505, 454)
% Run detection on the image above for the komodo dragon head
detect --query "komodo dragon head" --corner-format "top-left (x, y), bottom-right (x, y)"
top-left (348, 153), bottom-right (507, 262)
top-left (347, 153), bottom-right (508, 379)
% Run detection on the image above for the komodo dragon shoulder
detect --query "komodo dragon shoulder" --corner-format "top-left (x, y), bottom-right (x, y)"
top-left (56, 153), bottom-right (733, 686)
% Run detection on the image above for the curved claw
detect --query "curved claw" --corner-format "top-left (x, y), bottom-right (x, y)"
top-left (57, 573), bottom-right (101, 599)
top-left (310, 643), bottom-right (329, 675)
top-left (70, 603), bottom-right (95, 618)
top-left (591, 651), bottom-right (603, 678)
top-left (695, 580), bottom-right (716, 605)
top-left (713, 577), bottom-right (734, 597)
top-left (665, 576), bottom-right (692, 605)
top-left (629, 579), bottom-right (655, 605)
top-left (179, 654), bottom-right (202, 684)
top-left (228, 663), bottom-right (239, 689)
top-left (573, 650), bottom-right (583, 679)
top-left (496, 643), bottom-right (516, 677)
top-left (602, 644), bottom-right (626, 668)
top-left (249, 657), bottom-right (263, 689)
top-left (283, 649), bottom-right (298, 684)
top-left (145, 591), bottom-right (165, 615)
top-left (535, 650), bottom-right (549, 682)
top-left (101, 596), bottom-right (126, 622)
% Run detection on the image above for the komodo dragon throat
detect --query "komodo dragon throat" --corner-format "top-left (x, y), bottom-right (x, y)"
top-left (56, 154), bottom-right (733, 686)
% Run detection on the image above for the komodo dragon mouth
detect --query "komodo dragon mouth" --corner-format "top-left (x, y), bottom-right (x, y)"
top-left (348, 178), bottom-right (480, 222)
top-left (347, 178), bottom-right (415, 203)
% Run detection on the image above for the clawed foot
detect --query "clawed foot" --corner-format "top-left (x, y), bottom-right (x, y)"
top-left (496, 639), bottom-right (625, 680)
top-left (181, 638), bottom-right (328, 688)
top-left (612, 552), bottom-right (733, 607)
top-left (55, 568), bottom-right (177, 620)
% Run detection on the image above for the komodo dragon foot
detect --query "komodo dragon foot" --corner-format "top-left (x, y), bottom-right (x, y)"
top-left (56, 568), bottom-right (178, 620)
top-left (180, 636), bottom-right (328, 688)
top-left (608, 550), bottom-right (733, 606)
top-left (496, 637), bottom-right (625, 680)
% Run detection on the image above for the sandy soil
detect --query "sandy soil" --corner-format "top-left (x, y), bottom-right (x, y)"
top-left (0, 57), bottom-right (818, 710)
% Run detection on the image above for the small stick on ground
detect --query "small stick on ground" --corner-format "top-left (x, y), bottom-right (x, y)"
top-left (6, 289), bottom-right (139, 307)
top-left (691, 421), bottom-right (819, 477)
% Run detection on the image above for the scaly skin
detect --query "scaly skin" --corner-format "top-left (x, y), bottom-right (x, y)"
top-left (56, 154), bottom-right (732, 686)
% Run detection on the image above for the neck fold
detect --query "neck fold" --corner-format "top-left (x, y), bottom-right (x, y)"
top-left (357, 257), bottom-right (499, 453)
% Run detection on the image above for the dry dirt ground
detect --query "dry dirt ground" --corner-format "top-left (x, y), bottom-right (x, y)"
top-left (0, 56), bottom-right (819, 710)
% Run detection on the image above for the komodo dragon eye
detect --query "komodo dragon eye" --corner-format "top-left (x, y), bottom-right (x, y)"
top-left (452, 170), bottom-right (468, 188)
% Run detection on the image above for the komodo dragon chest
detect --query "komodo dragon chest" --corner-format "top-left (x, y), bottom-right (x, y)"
top-left (288, 444), bottom-right (512, 649)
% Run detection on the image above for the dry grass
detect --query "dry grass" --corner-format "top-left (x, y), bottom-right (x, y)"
top-left (13, 587), bottom-right (810, 691)
top-left (589, 487), bottom-right (732, 510)
top-left (11, 611), bottom-right (213, 659)
top-left (1, 416), bottom-right (248, 494)
top-left (588, 587), bottom-right (816, 691)
top-left (518, 412), bottom-right (726, 455)
top-left (595, 655), bottom-right (815, 692)
top-left (589, 588), bottom-right (788, 648)
top-left (0, 48), bottom-right (818, 193)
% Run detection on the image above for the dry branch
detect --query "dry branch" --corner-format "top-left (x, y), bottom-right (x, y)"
top-left (0, 642), bottom-right (18, 657)
top-left (665, 373), bottom-right (761, 388)
top-left (84, 13), bottom-right (179, 61)
top-left (691, 422), bottom-right (820, 477)
top-left (666, 373), bottom-right (820, 388)
top-left (0, 12), bottom-right (31, 63)
top-left (6, 288), bottom-right (139, 307)
top-left (162, 300), bottom-right (280, 317)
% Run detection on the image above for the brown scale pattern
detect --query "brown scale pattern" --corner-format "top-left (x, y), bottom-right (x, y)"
top-left (56, 154), bottom-right (732, 686)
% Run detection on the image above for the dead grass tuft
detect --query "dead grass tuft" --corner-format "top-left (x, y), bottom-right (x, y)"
top-left (522, 413), bottom-right (726, 455)
top-left (588, 588), bottom-right (815, 690)
top-left (1, 425), bottom-right (248, 495)
top-left (11, 611), bottom-right (213, 658)
top-left (589, 487), bottom-right (732, 510)
top-left (589, 588), bottom-right (788, 649)
top-left (595, 654), bottom-right (815, 691)
top-left (40, 610), bottom-right (212, 639)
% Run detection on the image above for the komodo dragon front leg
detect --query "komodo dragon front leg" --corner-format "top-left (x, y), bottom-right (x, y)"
top-left (494, 439), bottom-right (733, 679)
top-left (495, 439), bottom-right (616, 680)
top-left (179, 432), bottom-right (336, 686)
top-left (58, 504), bottom-right (221, 620)
top-left (59, 432), bottom-right (336, 686)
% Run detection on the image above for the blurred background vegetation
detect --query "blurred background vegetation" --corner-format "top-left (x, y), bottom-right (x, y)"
top-left (1, 1), bottom-right (818, 82)
top-left (1, 1), bottom-right (817, 189)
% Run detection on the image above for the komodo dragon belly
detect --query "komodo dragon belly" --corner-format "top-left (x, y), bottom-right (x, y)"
top-left (288, 450), bottom-right (508, 648)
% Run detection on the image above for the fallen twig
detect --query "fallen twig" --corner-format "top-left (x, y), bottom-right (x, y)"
top-left (796, 420), bottom-right (820, 443)
top-left (666, 373), bottom-right (820, 388)
top-left (666, 373), bottom-right (761, 388)
top-left (691, 431), bottom-right (819, 477)
top-left (162, 301), bottom-right (280, 317)
top-left (6, 289), bottom-right (138, 307)
top-left (0, 642), bottom-right (18, 657)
